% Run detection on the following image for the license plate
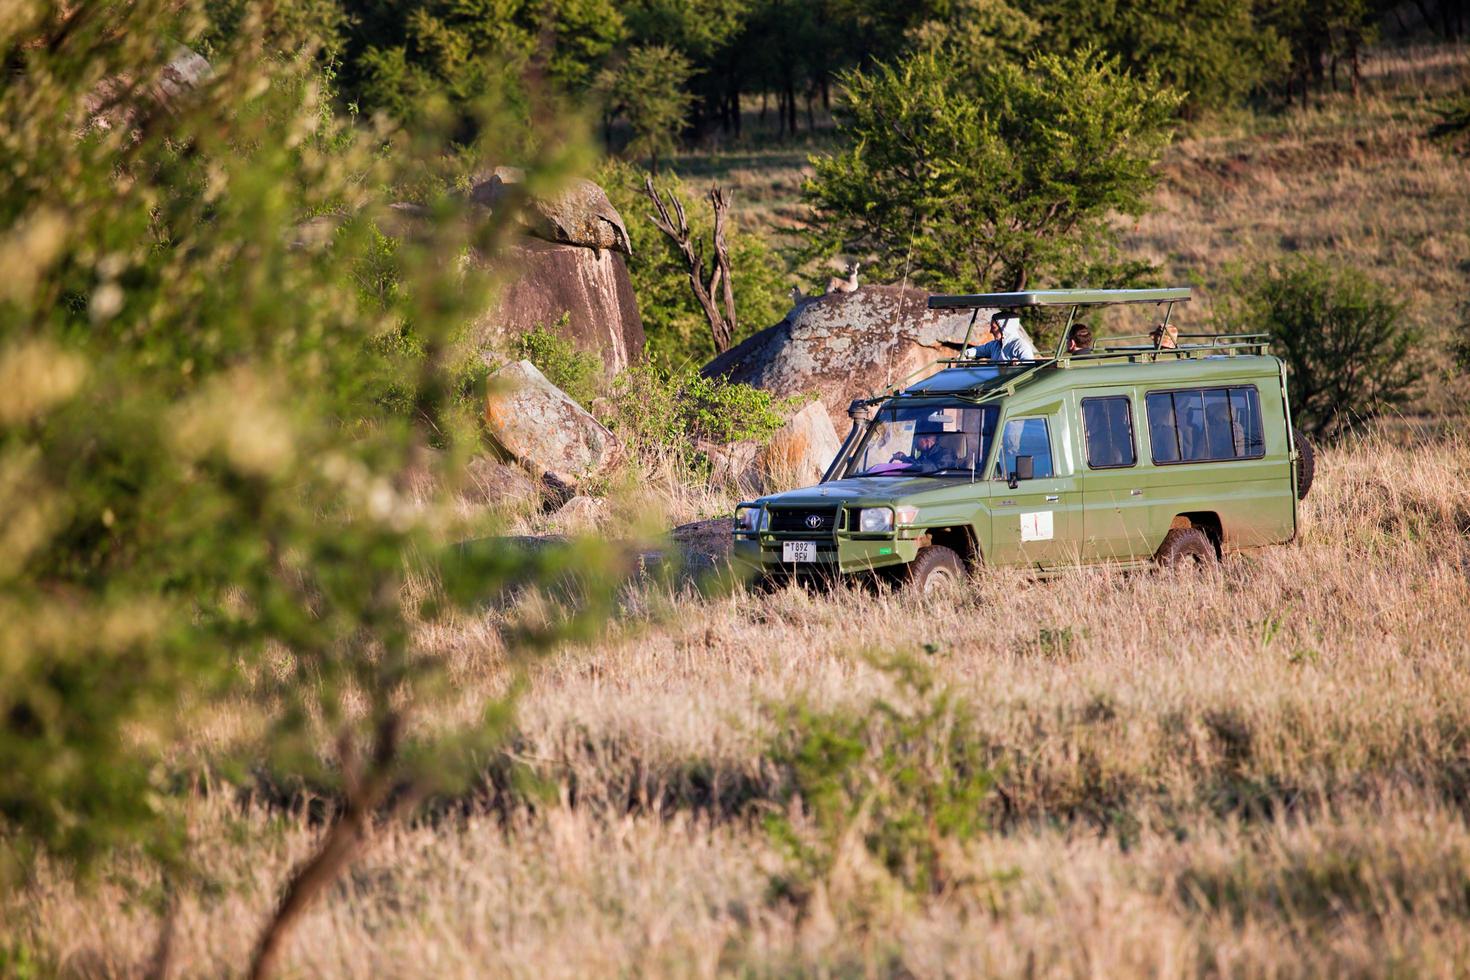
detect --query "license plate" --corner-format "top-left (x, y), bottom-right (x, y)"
top-left (782, 540), bottom-right (818, 563)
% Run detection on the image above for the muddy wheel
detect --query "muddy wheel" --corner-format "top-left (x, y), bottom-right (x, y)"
top-left (906, 545), bottom-right (965, 593)
top-left (1293, 426), bottom-right (1316, 500)
top-left (1154, 527), bottom-right (1217, 568)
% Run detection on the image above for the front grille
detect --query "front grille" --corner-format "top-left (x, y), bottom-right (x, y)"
top-left (767, 507), bottom-right (840, 535)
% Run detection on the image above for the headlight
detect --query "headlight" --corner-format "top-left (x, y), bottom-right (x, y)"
top-left (734, 505), bottom-right (764, 532)
top-left (859, 507), bottom-right (894, 533)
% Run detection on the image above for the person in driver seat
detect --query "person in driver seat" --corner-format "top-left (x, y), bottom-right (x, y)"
top-left (891, 420), bottom-right (960, 473)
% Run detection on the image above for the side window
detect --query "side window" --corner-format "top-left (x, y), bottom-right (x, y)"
top-left (997, 417), bottom-right (1054, 479)
top-left (1081, 396), bottom-right (1136, 469)
top-left (1146, 386), bottom-right (1265, 463)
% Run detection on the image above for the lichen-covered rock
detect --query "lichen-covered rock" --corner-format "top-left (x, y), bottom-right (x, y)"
top-left (471, 238), bottom-right (644, 374)
top-left (702, 284), bottom-right (983, 432)
top-left (760, 401), bottom-right (842, 488)
top-left (484, 360), bottom-right (618, 486)
top-left (469, 170), bottom-right (632, 255)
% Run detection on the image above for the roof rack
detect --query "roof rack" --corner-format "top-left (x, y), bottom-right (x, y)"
top-left (927, 287), bottom-right (1191, 310)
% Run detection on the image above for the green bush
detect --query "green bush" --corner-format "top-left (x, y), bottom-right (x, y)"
top-left (1221, 258), bottom-right (1420, 441)
top-left (765, 654), bottom-right (995, 900)
top-left (511, 319), bottom-right (603, 408)
top-left (607, 359), bottom-right (792, 451)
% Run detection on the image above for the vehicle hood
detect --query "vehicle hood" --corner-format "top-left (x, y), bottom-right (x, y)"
top-left (757, 475), bottom-right (975, 507)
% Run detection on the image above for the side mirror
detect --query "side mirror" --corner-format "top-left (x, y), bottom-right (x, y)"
top-left (1008, 454), bottom-right (1034, 489)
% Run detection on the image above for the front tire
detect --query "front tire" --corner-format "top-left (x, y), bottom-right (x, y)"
top-left (905, 544), bottom-right (965, 593)
top-left (1154, 527), bottom-right (1216, 568)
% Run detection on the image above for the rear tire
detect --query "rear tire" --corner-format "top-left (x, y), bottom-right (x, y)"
top-left (1293, 426), bottom-right (1316, 500)
top-left (1154, 527), bottom-right (1216, 568)
top-left (905, 545), bottom-right (965, 593)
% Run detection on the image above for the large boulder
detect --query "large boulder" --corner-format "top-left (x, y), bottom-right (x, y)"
top-left (469, 169), bottom-right (633, 255)
top-left (702, 284), bottom-right (984, 432)
top-left (760, 401), bottom-right (843, 488)
top-left (484, 360), bottom-right (619, 487)
top-left (471, 237), bottom-right (645, 374)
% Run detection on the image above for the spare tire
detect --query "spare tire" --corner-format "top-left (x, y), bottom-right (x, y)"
top-left (1293, 426), bottom-right (1316, 500)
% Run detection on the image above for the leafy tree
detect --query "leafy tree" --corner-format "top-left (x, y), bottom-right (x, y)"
top-left (337, 0), bottom-right (627, 136)
top-left (596, 44), bottom-right (695, 172)
top-left (1222, 258), bottom-right (1420, 440)
top-left (1017, 0), bottom-right (1289, 116)
top-left (805, 47), bottom-right (1180, 292)
top-left (0, 2), bottom-right (625, 973)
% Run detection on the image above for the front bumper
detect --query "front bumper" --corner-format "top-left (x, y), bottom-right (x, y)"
top-left (731, 531), bottom-right (921, 576)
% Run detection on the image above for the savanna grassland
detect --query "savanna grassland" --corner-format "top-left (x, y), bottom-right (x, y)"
top-left (6, 429), bottom-right (1469, 976)
top-left (7, 15), bottom-right (1470, 977)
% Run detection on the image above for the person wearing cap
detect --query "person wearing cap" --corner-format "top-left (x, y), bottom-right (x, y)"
top-left (890, 420), bottom-right (960, 473)
top-left (1151, 322), bottom-right (1179, 349)
top-left (966, 312), bottom-right (1037, 362)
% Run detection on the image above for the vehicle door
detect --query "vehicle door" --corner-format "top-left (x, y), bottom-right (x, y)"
top-left (1076, 388), bottom-right (1152, 561)
top-left (987, 409), bottom-right (1082, 569)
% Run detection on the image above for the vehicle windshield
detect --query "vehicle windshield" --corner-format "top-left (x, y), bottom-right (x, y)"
top-left (846, 403), bottom-right (1000, 478)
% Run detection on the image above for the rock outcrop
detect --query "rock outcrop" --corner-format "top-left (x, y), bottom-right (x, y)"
top-left (471, 237), bottom-right (644, 374)
top-left (484, 360), bottom-right (619, 487)
top-left (469, 169), bottom-right (633, 256)
top-left (702, 284), bottom-right (981, 432)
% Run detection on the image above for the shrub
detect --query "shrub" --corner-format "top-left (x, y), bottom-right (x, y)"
top-left (510, 319), bottom-right (603, 408)
top-left (1221, 258), bottom-right (1420, 441)
top-left (607, 359), bottom-right (792, 451)
top-left (765, 654), bottom-right (995, 901)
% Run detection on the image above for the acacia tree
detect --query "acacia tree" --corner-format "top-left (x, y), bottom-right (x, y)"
top-left (804, 47), bottom-right (1180, 293)
top-left (597, 44), bottom-right (695, 172)
top-left (0, 3), bottom-right (625, 974)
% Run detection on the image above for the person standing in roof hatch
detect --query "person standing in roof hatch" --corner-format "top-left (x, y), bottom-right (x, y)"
top-left (965, 311), bottom-right (1037, 361)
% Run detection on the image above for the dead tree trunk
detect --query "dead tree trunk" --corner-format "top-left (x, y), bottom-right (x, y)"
top-left (644, 176), bottom-right (737, 353)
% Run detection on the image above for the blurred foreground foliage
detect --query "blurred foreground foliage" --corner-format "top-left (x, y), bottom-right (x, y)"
top-left (0, 1), bottom-right (628, 964)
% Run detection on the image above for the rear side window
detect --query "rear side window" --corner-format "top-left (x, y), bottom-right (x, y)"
top-left (1081, 396), bottom-right (1136, 469)
top-left (998, 418), bottom-right (1055, 479)
top-left (1146, 385), bottom-right (1265, 463)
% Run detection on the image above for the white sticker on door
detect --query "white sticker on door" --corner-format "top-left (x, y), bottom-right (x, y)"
top-left (1020, 511), bottom-right (1054, 542)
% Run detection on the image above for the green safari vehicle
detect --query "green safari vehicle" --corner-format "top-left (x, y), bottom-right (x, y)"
top-left (732, 288), bottom-right (1315, 591)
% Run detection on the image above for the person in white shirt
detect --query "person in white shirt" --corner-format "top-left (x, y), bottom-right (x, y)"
top-left (965, 312), bottom-right (1038, 361)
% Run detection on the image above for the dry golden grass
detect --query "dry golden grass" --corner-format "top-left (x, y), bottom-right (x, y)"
top-left (6, 428), bottom-right (1469, 977)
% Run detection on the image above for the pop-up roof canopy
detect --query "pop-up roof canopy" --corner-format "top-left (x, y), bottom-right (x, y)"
top-left (927, 287), bottom-right (1191, 310)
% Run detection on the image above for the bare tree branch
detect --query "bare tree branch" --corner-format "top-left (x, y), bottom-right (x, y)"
top-left (644, 175), bottom-right (737, 353)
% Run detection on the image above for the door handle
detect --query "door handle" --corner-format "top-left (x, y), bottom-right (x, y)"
top-left (1130, 489), bottom-right (1143, 496)
top-left (1045, 495), bottom-right (1060, 502)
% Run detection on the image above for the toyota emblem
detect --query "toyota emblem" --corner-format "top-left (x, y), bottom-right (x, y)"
top-left (805, 514), bottom-right (823, 529)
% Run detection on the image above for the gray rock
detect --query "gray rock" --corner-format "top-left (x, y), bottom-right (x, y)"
top-left (702, 284), bottom-right (983, 432)
top-left (484, 360), bottom-right (619, 486)
top-left (471, 237), bottom-right (644, 375)
top-left (469, 171), bottom-right (633, 256)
